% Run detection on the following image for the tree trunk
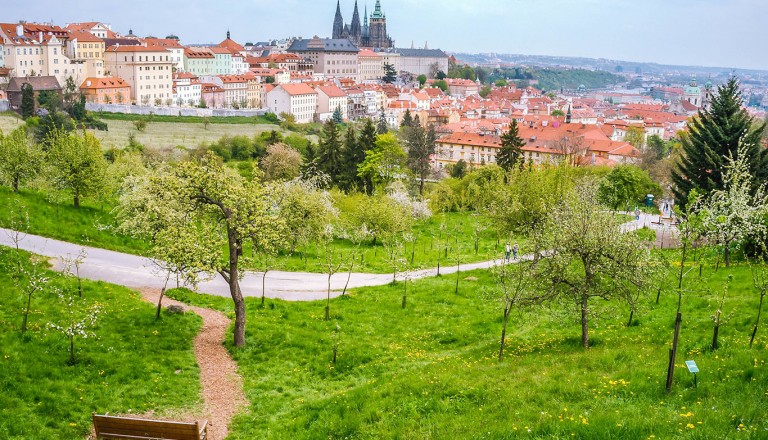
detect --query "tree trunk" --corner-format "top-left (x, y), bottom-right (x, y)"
top-left (665, 311), bottom-right (682, 392)
top-left (419, 177), bottom-right (424, 196)
top-left (76, 263), bottom-right (83, 297)
top-left (499, 307), bottom-right (510, 362)
top-left (724, 244), bottom-right (730, 268)
top-left (13, 176), bottom-right (19, 193)
top-left (455, 262), bottom-right (460, 294)
top-left (261, 269), bottom-right (268, 307)
top-left (401, 279), bottom-right (407, 309)
top-left (155, 286), bottom-right (166, 320)
top-left (712, 308), bottom-right (721, 351)
top-left (21, 291), bottom-right (33, 336)
top-left (342, 259), bottom-right (354, 296)
top-left (627, 309), bottom-right (634, 327)
top-left (69, 335), bottom-right (75, 364)
top-left (655, 286), bottom-right (662, 304)
top-left (325, 273), bottom-right (331, 321)
top-left (750, 293), bottom-right (764, 348)
top-left (580, 295), bottom-right (590, 348)
top-left (224, 228), bottom-right (246, 347)
top-left (73, 193), bottom-right (80, 208)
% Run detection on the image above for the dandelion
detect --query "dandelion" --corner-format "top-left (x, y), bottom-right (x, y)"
top-left (686, 424), bottom-right (695, 429)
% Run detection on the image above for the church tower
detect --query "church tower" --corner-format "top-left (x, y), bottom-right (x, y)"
top-left (349, 1), bottom-right (362, 46)
top-left (368, 0), bottom-right (393, 48)
top-left (332, 0), bottom-right (344, 39)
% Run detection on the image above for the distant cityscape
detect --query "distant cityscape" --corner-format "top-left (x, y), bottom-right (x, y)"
top-left (1, 0), bottom-right (766, 168)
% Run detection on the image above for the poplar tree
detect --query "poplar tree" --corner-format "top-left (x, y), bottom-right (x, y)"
top-left (20, 83), bottom-right (35, 118)
top-left (340, 124), bottom-right (364, 191)
top-left (497, 119), bottom-right (526, 172)
top-left (672, 77), bottom-right (768, 207)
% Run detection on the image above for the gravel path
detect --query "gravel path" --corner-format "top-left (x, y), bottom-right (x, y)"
top-left (140, 288), bottom-right (247, 440)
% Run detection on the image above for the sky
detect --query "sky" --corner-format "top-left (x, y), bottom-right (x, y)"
top-left (6, 0), bottom-right (768, 71)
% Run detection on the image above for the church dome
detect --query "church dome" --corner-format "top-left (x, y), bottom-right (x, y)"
top-left (685, 77), bottom-right (701, 96)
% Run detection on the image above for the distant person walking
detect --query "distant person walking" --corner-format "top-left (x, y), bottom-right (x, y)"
top-left (505, 243), bottom-right (512, 262)
top-left (512, 242), bottom-right (519, 260)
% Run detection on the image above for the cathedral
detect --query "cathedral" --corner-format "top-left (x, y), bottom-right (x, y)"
top-left (332, 0), bottom-right (393, 48)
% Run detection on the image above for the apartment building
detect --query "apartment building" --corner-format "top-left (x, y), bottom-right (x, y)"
top-left (357, 49), bottom-right (382, 82)
top-left (66, 30), bottom-right (105, 78)
top-left (287, 36), bottom-right (359, 80)
top-left (104, 45), bottom-right (173, 104)
top-left (267, 83), bottom-right (318, 123)
top-left (0, 22), bottom-right (85, 85)
top-left (80, 76), bottom-right (130, 104)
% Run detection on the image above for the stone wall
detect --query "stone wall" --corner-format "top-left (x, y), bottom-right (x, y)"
top-left (84, 103), bottom-right (267, 118)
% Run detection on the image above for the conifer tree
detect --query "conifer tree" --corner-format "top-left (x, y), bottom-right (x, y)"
top-left (340, 124), bottom-right (363, 191)
top-left (358, 119), bottom-right (378, 193)
top-left (497, 119), bottom-right (526, 172)
top-left (20, 83), bottom-right (35, 119)
top-left (332, 106), bottom-right (344, 124)
top-left (316, 119), bottom-right (344, 183)
top-left (672, 77), bottom-right (768, 207)
top-left (406, 123), bottom-right (436, 195)
top-left (377, 108), bottom-right (389, 134)
top-left (401, 109), bottom-right (413, 129)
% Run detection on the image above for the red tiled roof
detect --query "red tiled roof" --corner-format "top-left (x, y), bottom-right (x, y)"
top-left (80, 76), bottom-right (130, 89)
top-left (278, 83), bottom-right (317, 96)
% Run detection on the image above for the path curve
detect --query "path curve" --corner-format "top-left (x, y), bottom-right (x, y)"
top-left (140, 288), bottom-right (247, 440)
top-left (0, 213), bottom-right (664, 301)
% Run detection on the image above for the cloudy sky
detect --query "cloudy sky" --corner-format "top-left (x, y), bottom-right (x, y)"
top-left (7, 0), bottom-right (767, 70)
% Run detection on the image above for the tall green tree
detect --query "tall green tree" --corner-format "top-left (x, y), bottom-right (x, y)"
top-left (623, 126), bottom-right (646, 149)
top-left (0, 127), bottom-right (42, 192)
top-left (118, 154), bottom-right (286, 347)
top-left (47, 130), bottom-right (107, 208)
top-left (340, 124), bottom-right (362, 191)
top-left (400, 109), bottom-right (413, 129)
top-left (332, 106), bottom-right (344, 124)
top-left (316, 119), bottom-right (344, 182)
top-left (497, 119), bottom-right (526, 171)
top-left (405, 123), bottom-right (436, 195)
top-left (358, 133), bottom-right (406, 189)
top-left (672, 77), bottom-right (768, 207)
top-left (377, 108), bottom-right (389, 134)
top-left (20, 83), bottom-right (35, 119)
top-left (357, 119), bottom-right (378, 193)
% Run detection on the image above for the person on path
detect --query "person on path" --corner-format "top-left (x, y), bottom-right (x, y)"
top-left (505, 243), bottom-right (511, 262)
top-left (512, 242), bottom-right (519, 260)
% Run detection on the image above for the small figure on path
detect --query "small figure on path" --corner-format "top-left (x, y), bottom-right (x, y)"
top-left (505, 243), bottom-right (512, 262)
top-left (512, 242), bottom-right (519, 260)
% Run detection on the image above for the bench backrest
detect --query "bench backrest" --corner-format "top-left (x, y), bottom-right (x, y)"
top-left (93, 414), bottom-right (204, 440)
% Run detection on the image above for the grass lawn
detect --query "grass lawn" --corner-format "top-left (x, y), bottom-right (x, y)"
top-left (0, 187), bottom-right (150, 255)
top-left (170, 255), bottom-right (767, 439)
top-left (0, 247), bottom-right (202, 439)
top-left (0, 188), bottom-right (513, 274)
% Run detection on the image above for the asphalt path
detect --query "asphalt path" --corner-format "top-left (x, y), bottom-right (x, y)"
top-left (0, 213), bottom-right (664, 302)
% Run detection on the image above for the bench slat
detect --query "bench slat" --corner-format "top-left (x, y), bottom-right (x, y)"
top-left (93, 414), bottom-right (206, 440)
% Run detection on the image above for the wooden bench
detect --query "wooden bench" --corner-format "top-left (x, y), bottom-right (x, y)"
top-left (92, 413), bottom-right (208, 440)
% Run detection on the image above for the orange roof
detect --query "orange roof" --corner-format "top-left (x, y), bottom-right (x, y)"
top-left (80, 77), bottom-right (130, 89)
top-left (279, 83), bottom-right (317, 96)
top-left (317, 85), bottom-right (347, 98)
top-left (68, 30), bottom-right (103, 43)
top-left (358, 49), bottom-right (381, 58)
top-left (185, 47), bottom-right (214, 58)
top-left (145, 38), bottom-right (184, 49)
top-left (218, 38), bottom-right (245, 53)
top-left (209, 47), bottom-right (232, 55)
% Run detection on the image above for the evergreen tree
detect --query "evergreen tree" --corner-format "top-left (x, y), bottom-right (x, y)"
top-left (406, 123), bottom-right (436, 195)
top-left (332, 106), bottom-right (344, 124)
top-left (340, 125), bottom-right (364, 191)
top-left (413, 114), bottom-right (421, 127)
top-left (497, 119), bottom-right (526, 172)
top-left (672, 77), bottom-right (768, 207)
top-left (450, 159), bottom-right (467, 179)
top-left (377, 108), bottom-right (389, 134)
top-left (383, 63), bottom-right (397, 84)
top-left (316, 120), bottom-right (344, 183)
top-left (358, 119), bottom-right (378, 193)
top-left (71, 94), bottom-right (86, 121)
top-left (20, 83), bottom-right (35, 119)
top-left (401, 109), bottom-right (413, 128)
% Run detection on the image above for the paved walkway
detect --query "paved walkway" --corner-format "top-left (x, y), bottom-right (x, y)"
top-left (0, 213), bottom-right (667, 302)
top-left (0, 227), bottom-right (513, 301)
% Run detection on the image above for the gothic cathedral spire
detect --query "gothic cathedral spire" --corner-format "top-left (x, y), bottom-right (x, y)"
top-left (332, 0), bottom-right (344, 39)
top-left (350, 0), bottom-right (362, 44)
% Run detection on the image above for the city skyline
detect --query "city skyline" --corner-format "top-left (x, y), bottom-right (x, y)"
top-left (3, 0), bottom-right (767, 71)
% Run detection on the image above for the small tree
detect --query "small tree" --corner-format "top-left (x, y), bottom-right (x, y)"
top-left (417, 74), bottom-right (427, 87)
top-left (316, 120), bottom-right (344, 182)
top-left (20, 83), bottom-right (35, 118)
top-left (47, 130), bottom-right (107, 208)
top-left (260, 143), bottom-right (303, 181)
top-left (47, 282), bottom-right (101, 365)
top-left (623, 126), bottom-right (646, 149)
top-left (0, 126), bottom-right (42, 192)
top-left (134, 119), bottom-right (148, 132)
top-left (357, 132), bottom-right (407, 190)
top-left (405, 123), bottom-right (436, 195)
top-left (534, 181), bottom-right (651, 348)
top-left (377, 108), bottom-right (389, 135)
top-left (319, 226), bottom-right (344, 321)
top-left (700, 144), bottom-right (768, 267)
top-left (486, 260), bottom-right (537, 361)
top-left (750, 257), bottom-right (768, 347)
top-left (332, 106), bottom-right (344, 124)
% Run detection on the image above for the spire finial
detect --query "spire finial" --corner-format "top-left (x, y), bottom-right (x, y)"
top-left (226, 29), bottom-right (230, 40)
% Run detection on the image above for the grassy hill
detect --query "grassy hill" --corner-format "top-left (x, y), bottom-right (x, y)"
top-left (0, 247), bottom-right (202, 439)
top-left (170, 260), bottom-right (767, 439)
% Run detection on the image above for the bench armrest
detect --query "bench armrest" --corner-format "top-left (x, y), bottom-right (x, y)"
top-left (198, 420), bottom-right (209, 440)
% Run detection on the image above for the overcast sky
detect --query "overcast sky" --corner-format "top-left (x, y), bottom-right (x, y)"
top-left (6, 0), bottom-right (767, 70)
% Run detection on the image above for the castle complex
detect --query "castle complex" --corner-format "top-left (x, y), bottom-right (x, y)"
top-left (332, 0), bottom-right (393, 48)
